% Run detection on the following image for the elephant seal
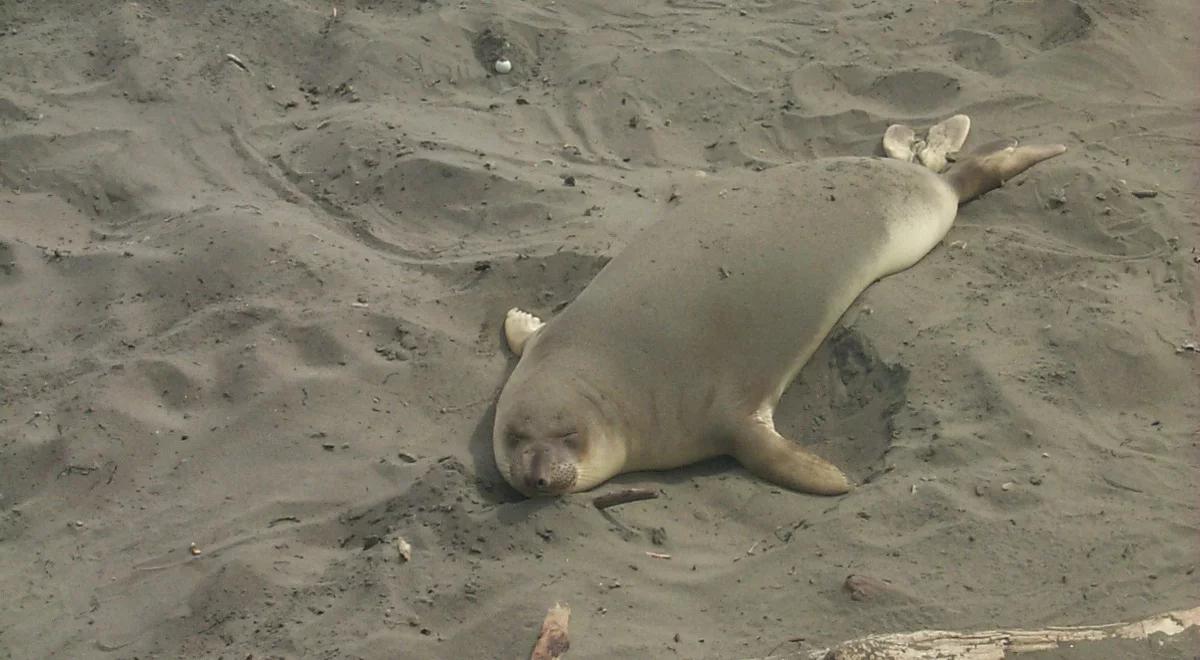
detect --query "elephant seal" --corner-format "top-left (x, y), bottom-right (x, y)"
top-left (494, 116), bottom-right (1066, 497)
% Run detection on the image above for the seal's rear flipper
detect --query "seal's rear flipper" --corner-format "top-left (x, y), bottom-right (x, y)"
top-left (944, 141), bottom-right (1067, 203)
top-left (917, 114), bottom-right (970, 173)
top-left (883, 124), bottom-right (919, 163)
top-left (732, 421), bottom-right (851, 495)
top-left (504, 307), bottom-right (545, 357)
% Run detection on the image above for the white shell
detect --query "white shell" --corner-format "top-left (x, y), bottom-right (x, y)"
top-left (494, 58), bottom-right (513, 74)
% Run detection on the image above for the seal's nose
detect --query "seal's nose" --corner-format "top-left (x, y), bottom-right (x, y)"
top-left (526, 450), bottom-right (552, 492)
top-left (525, 471), bottom-right (551, 492)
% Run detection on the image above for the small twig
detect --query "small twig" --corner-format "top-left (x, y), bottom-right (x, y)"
top-left (381, 371), bottom-right (403, 385)
top-left (225, 53), bottom-right (251, 74)
top-left (437, 397), bottom-right (491, 415)
top-left (267, 516), bottom-right (301, 527)
top-left (57, 464), bottom-right (99, 478)
top-left (592, 487), bottom-right (659, 510)
top-left (198, 612), bottom-right (235, 634)
top-left (133, 559), bottom-right (194, 572)
top-left (1101, 475), bottom-right (1144, 494)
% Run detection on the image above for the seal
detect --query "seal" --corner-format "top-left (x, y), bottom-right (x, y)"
top-left (494, 116), bottom-right (1066, 497)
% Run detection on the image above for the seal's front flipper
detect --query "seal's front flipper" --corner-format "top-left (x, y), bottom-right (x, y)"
top-left (732, 420), bottom-right (851, 495)
top-left (883, 123), bottom-right (919, 163)
top-left (918, 114), bottom-right (970, 173)
top-left (504, 307), bottom-right (545, 357)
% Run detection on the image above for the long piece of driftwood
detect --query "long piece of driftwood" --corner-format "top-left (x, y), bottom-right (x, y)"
top-left (744, 605), bottom-right (1200, 660)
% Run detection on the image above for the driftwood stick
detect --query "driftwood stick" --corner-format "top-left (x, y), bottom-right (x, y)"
top-left (530, 603), bottom-right (570, 660)
top-left (742, 605), bottom-right (1200, 660)
top-left (592, 487), bottom-right (659, 510)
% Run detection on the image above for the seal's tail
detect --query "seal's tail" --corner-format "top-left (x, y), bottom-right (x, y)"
top-left (943, 140), bottom-right (1067, 204)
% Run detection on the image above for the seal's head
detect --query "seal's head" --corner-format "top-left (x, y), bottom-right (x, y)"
top-left (493, 369), bottom-right (622, 497)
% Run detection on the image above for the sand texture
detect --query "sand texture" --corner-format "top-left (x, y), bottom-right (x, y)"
top-left (1, 0), bottom-right (1197, 658)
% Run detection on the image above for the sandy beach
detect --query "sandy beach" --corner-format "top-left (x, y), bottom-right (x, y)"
top-left (1, 0), bottom-right (1197, 657)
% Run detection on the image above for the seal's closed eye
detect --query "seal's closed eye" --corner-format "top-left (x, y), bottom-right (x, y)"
top-left (559, 432), bottom-right (584, 452)
top-left (506, 431), bottom-right (527, 447)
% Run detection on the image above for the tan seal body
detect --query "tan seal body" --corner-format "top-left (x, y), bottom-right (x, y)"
top-left (494, 118), bottom-right (1065, 497)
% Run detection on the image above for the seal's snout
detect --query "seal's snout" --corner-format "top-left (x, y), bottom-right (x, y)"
top-left (513, 443), bottom-right (580, 497)
top-left (525, 464), bottom-right (552, 493)
top-left (525, 447), bottom-right (552, 493)
top-left (523, 451), bottom-right (568, 496)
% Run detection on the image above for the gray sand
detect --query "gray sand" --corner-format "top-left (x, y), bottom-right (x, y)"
top-left (1, 1), bottom-right (1196, 657)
